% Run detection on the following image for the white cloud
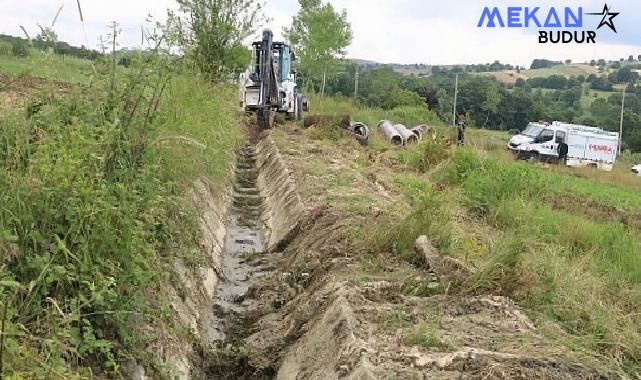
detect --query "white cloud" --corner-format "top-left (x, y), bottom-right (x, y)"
top-left (265, 0), bottom-right (641, 66)
top-left (0, 0), bottom-right (176, 49)
top-left (1, 0), bottom-right (640, 65)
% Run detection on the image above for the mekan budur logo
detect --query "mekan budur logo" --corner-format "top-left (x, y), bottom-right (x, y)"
top-left (477, 3), bottom-right (619, 44)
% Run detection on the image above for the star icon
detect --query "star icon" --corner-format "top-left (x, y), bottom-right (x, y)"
top-left (587, 4), bottom-right (620, 33)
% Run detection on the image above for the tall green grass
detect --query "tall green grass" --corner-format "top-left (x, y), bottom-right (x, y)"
top-left (308, 93), bottom-right (441, 131)
top-left (444, 149), bottom-right (641, 375)
top-left (0, 60), bottom-right (240, 377)
top-left (0, 53), bottom-right (95, 83)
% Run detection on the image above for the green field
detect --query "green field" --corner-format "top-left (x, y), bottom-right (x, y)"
top-left (0, 53), bottom-right (95, 83)
top-left (308, 94), bottom-right (641, 376)
top-left (580, 87), bottom-right (616, 108)
top-left (523, 63), bottom-right (598, 79)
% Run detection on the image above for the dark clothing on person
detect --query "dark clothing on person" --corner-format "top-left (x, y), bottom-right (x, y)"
top-left (457, 121), bottom-right (466, 146)
top-left (557, 142), bottom-right (569, 164)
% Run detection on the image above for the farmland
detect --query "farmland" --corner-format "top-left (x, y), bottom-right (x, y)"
top-left (482, 63), bottom-right (599, 85)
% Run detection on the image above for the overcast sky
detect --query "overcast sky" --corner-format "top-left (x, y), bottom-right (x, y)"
top-left (1, 0), bottom-right (640, 66)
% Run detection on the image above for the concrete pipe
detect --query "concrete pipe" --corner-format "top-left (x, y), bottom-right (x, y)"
top-left (351, 122), bottom-right (369, 145)
top-left (411, 124), bottom-right (436, 141)
top-left (393, 124), bottom-right (419, 145)
top-left (378, 120), bottom-right (403, 146)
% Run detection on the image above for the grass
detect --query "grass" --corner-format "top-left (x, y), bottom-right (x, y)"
top-left (522, 64), bottom-right (597, 79)
top-left (380, 310), bottom-right (413, 330)
top-left (403, 320), bottom-right (455, 351)
top-left (0, 53), bottom-right (96, 83)
top-left (308, 93), bottom-right (641, 376)
top-left (579, 87), bottom-right (614, 109)
top-left (307, 93), bottom-right (441, 142)
top-left (442, 149), bottom-right (641, 375)
top-left (0, 53), bottom-right (241, 378)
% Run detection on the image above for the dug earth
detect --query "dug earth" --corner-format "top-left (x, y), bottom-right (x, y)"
top-left (187, 125), bottom-right (621, 379)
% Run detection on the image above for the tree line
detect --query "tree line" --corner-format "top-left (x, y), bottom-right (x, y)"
top-left (313, 62), bottom-right (641, 152)
top-left (0, 34), bottom-right (101, 60)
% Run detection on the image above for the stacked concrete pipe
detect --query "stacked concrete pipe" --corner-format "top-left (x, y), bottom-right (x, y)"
top-left (411, 124), bottom-right (436, 141)
top-left (378, 120), bottom-right (403, 146)
top-left (393, 124), bottom-right (419, 145)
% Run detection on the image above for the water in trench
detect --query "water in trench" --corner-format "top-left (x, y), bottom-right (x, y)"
top-left (207, 143), bottom-right (265, 344)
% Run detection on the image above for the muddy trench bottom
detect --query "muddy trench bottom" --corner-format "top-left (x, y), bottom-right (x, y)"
top-left (205, 143), bottom-right (277, 379)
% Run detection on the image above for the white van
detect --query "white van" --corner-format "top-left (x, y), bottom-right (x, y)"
top-left (508, 121), bottom-right (619, 171)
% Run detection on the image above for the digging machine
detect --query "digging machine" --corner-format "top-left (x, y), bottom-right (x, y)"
top-left (240, 29), bottom-right (308, 129)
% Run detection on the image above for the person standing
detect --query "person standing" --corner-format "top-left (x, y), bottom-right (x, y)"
top-left (457, 114), bottom-right (466, 146)
top-left (557, 139), bottom-right (569, 165)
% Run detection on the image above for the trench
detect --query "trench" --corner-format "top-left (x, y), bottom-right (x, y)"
top-left (206, 143), bottom-right (265, 345)
top-left (203, 137), bottom-right (304, 379)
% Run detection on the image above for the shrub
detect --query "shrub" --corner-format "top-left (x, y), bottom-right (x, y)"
top-left (0, 40), bottom-right (13, 56)
top-left (0, 67), bottom-right (240, 375)
top-left (11, 41), bottom-right (29, 57)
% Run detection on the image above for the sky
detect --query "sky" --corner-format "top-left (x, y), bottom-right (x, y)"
top-left (1, 0), bottom-right (640, 67)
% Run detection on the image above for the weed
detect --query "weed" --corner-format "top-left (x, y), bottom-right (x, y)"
top-left (465, 236), bottom-right (527, 295)
top-left (380, 310), bottom-right (413, 330)
top-left (403, 279), bottom-right (443, 297)
top-left (398, 134), bottom-right (451, 172)
top-left (0, 54), bottom-right (240, 377)
top-left (403, 320), bottom-right (454, 351)
top-left (366, 182), bottom-right (451, 258)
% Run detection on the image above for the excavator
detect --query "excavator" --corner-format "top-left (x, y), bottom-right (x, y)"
top-left (239, 29), bottom-right (308, 129)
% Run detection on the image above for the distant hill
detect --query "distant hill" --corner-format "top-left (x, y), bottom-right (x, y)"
top-left (482, 64), bottom-right (601, 84)
top-left (349, 58), bottom-right (520, 77)
top-left (350, 59), bottom-right (433, 76)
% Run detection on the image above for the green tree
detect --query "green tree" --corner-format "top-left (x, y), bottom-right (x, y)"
top-left (285, 0), bottom-right (352, 97)
top-left (609, 66), bottom-right (639, 83)
top-left (174, 0), bottom-right (265, 79)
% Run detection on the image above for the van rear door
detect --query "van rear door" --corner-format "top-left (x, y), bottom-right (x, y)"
top-left (567, 131), bottom-right (588, 159)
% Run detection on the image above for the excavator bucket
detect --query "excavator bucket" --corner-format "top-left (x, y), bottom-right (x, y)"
top-left (257, 107), bottom-right (275, 129)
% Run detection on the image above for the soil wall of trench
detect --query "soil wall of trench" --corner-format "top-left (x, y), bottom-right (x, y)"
top-left (125, 135), bottom-right (305, 379)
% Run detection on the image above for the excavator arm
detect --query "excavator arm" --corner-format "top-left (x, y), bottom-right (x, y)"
top-left (257, 30), bottom-right (279, 129)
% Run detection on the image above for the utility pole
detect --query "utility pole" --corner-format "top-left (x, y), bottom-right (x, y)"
top-left (354, 66), bottom-right (359, 98)
top-left (452, 73), bottom-right (459, 126)
top-left (619, 83), bottom-right (626, 155)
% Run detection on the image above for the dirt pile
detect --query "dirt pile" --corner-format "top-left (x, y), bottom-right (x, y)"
top-left (240, 211), bottom-right (619, 379)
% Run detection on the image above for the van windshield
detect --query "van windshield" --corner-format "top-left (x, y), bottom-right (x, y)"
top-left (522, 125), bottom-right (544, 138)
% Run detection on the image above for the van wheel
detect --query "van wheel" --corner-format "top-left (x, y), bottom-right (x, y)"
top-left (529, 152), bottom-right (539, 161)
